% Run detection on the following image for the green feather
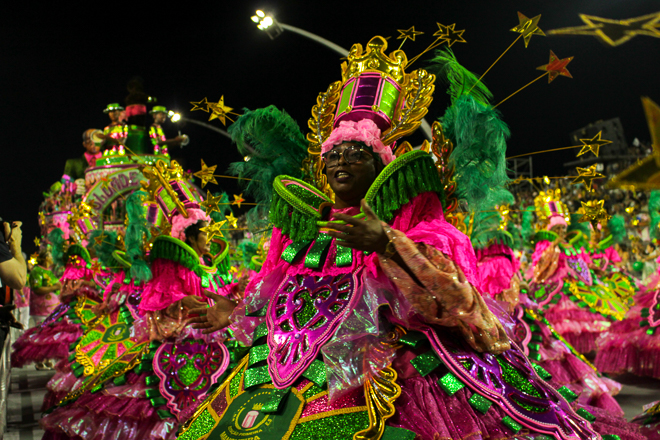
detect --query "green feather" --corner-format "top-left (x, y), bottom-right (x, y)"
top-left (428, 48), bottom-right (492, 105)
top-left (567, 214), bottom-right (591, 238)
top-left (227, 106), bottom-right (308, 231)
top-left (124, 190), bottom-right (151, 282)
top-left (650, 191), bottom-right (660, 240)
top-left (47, 228), bottom-right (65, 269)
top-left (607, 215), bottom-right (626, 244)
top-left (88, 229), bottom-right (118, 268)
top-left (441, 95), bottom-right (510, 213)
top-left (469, 188), bottom-right (515, 249)
top-left (521, 206), bottom-right (535, 245)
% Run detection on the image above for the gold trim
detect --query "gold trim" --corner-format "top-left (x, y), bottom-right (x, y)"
top-left (431, 122), bottom-right (459, 225)
top-left (353, 366), bottom-right (402, 440)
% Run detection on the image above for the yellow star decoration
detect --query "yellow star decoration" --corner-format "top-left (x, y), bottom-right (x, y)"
top-left (34, 237), bottom-right (41, 247)
top-left (193, 159), bottom-right (218, 188)
top-left (93, 233), bottom-right (106, 246)
top-left (579, 200), bottom-right (611, 229)
top-left (434, 23), bottom-right (467, 47)
top-left (28, 253), bottom-right (38, 266)
top-left (497, 205), bottom-right (510, 230)
top-left (573, 164), bottom-right (605, 191)
top-left (547, 12), bottom-right (660, 47)
top-left (232, 193), bottom-right (245, 208)
top-left (200, 190), bottom-right (223, 215)
top-left (397, 26), bottom-right (424, 41)
top-left (575, 131), bottom-right (612, 158)
top-left (190, 97), bottom-right (210, 112)
top-left (208, 96), bottom-right (234, 125)
top-left (230, 266), bottom-right (238, 274)
top-left (200, 220), bottom-right (227, 244)
top-left (510, 12), bottom-right (546, 47)
top-left (39, 211), bottom-right (46, 225)
top-left (225, 212), bottom-right (239, 228)
top-left (100, 176), bottom-right (111, 190)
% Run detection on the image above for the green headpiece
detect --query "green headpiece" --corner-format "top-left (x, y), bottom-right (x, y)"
top-left (103, 103), bottom-right (124, 113)
top-left (150, 105), bottom-right (168, 114)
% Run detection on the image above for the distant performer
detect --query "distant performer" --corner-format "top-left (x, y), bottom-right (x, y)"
top-left (101, 103), bottom-right (127, 152)
top-left (63, 129), bottom-right (104, 194)
top-left (149, 105), bottom-right (188, 155)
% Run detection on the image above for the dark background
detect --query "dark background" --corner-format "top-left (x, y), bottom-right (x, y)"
top-left (2, 0), bottom-right (659, 254)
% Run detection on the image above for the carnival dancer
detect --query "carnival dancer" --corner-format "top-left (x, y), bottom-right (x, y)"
top-left (41, 162), bottom-right (236, 440)
top-left (63, 129), bottom-right (105, 197)
top-left (178, 39), bottom-right (641, 440)
top-left (101, 103), bottom-right (127, 154)
top-left (149, 106), bottom-right (188, 156)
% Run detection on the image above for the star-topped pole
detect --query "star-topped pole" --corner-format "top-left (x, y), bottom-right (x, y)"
top-left (200, 190), bottom-right (224, 215)
top-left (493, 50), bottom-right (573, 108)
top-left (231, 193), bottom-right (246, 209)
top-left (200, 220), bottom-right (227, 244)
top-left (190, 96), bottom-right (241, 126)
top-left (396, 26), bottom-right (424, 49)
top-left (190, 97), bottom-right (210, 112)
top-left (547, 11), bottom-right (660, 47)
top-left (468, 12), bottom-right (545, 94)
top-left (406, 22), bottom-right (466, 67)
top-left (576, 131), bottom-right (611, 157)
top-left (193, 159), bottom-right (254, 187)
top-left (572, 164), bottom-right (605, 191)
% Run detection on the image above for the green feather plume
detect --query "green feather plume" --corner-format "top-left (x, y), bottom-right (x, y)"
top-left (239, 241), bottom-right (259, 271)
top-left (469, 188), bottom-right (514, 249)
top-left (607, 215), bottom-right (626, 244)
top-left (227, 106), bottom-right (308, 231)
top-left (47, 228), bottom-right (65, 269)
top-left (88, 229), bottom-right (118, 268)
top-left (124, 190), bottom-right (151, 282)
top-left (650, 191), bottom-right (660, 240)
top-left (521, 206), bottom-right (535, 245)
top-left (428, 49), bottom-right (492, 105)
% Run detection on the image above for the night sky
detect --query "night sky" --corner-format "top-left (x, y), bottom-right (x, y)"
top-left (2, 0), bottom-right (659, 254)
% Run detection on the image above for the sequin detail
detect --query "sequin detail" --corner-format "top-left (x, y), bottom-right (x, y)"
top-left (438, 372), bottom-right (464, 396)
top-left (335, 244), bottom-right (353, 267)
top-left (282, 241), bottom-right (311, 263)
top-left (304, 234), bottom-right (333, 269)
top-left (178, 409), bottom-right (216, 440)
top-left (290, 411), bottom-right (369, 440)
top-left (410, 351), bottom-right (442, 376)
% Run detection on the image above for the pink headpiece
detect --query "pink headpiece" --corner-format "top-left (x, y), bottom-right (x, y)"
top-left (171, 208), bottom-right (211, 241)
top-left (547, 215), bottom-right (568, 230)
top-left (321, 119), bottom-right (395, 165)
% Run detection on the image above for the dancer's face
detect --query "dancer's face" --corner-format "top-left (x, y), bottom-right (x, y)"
top-left (324, 142), bottom-right (378, 209)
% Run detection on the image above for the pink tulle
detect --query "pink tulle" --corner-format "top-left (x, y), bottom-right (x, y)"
top-left (476, 244), bottom-right (519, 297)
top-left (170, 209), bottom-right (211, 242)
top-left (321, 119), bottom-right (396, 165)
top-left (138, 259), bottom-right (206, 314)
top-left (605, 247), bottom-right (622, 263)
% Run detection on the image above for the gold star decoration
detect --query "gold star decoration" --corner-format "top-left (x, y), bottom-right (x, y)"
top-left (99, 176), bottom-right (111, 190)
top-left (433, 23), bottom-right (467, 47)
top-left (573, 164), bottom-right (605, 191)
top-left (231, 193), bottom-right (245, 208)
top-left (230, 266), bottom-right (238, 274)
top-left (193, 159), bottom-right (218, 188)
top-left (225, 212), bottom-right (239, 228)
top-left (497, 205), bottom-right (511, 230)
top-left (207, 96), bottom-right (235, 125)
top-left (397, 26), bottom-right (424, 41)
top-left (510, 12), bottom-right (546, 47)
top-left (579, 200), bottom-right (611, 229)
top-left (547, 12), bottom-right (660, 47)
top-left (34, 237), bottom-right (41, 247)
top-left (200, 220), bottom-right (227, 244)
top-left (190, 97), bottom-right (210, 112)
top-left (200, 190), bottom-right (224, 215)
top-left (536, 50), bottom-right (573, 83)
top-left (39, 211), bottom-right (46, 225)
top-left (575, 131), bottom-right (612, 157)
top-left (93, 233), bottom-right (107, 246)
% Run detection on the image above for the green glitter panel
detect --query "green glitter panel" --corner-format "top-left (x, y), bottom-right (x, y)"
top-left (113, 375), bottom-right (127, 386)
top-left (145, 388), bottom-right (161, 399)
top-left (228, 368), bottom-right (243, 398)
top-left (335, 244), bottom-right (353, 267)
top-left (243, 365), bottom-right (271, 388)
top-left (438, 372), bottom-right (465, 396)
top-left (381, 426), bottom-right (418, 440)
top-left (602, 436), bottom-right (622, 440)
top-left (527, 343), bottom-right (540, 352)
top-left (302, 383), bottom-right (325, 401)
top-left (150, 397), bottom-right (167, 407)
top-left (577, 408), bottom-right (596, 422)
top-left (284, 180), bottom-right (329, 212)
top-left (304, 234), bottom-right (332, 269)
top-left (531, 363), bottom-right (552, 381)
top-left (398, 331), bottom-right (426, 348)
top-left (157, 409), bottom-right (174, 420)
top-left (248, 344), bottom-right (270, 367)
top-left (302, 359), bottom-right (327, 386)
top-left (528, 351), bottom-right (542, 361)
top-left (145, 375), bottom-right (160, 386)
top-left (281, 241), bottom-right (311, 264)
top-left (290, 410), bottom-right (369, 440)
top-left (253, 322), bottom-right (269, 342)
top-left (556, 386), bottom-right (578, 402)
top-left (410, 351), bottom-right (442, 377)
top-left (501, 415), bottom-right (522, 434)
top-left (468, 392), bottom-right (492, 414)
top-left (379, 80), bottom-right (400, 120)
top-left (337, 80), bottom-right (355, 114)
top-left (293, 289), bottom-right (318, 329)
top-left (261, 386), bottom-right (291, 413)
top-left (495, 356), bottom-right (542, 398)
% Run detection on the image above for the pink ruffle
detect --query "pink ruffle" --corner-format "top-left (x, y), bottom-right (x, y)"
top-left (11, 318), bottom-right (82, 367)
top-left (605, 247), bottom-right (622, 263)
top-left (139, 259), bottom-right (206, 314)
top-left (476, 250), bottom-right (518, 297)
top-left (321, 119), bottom-right (395, 165)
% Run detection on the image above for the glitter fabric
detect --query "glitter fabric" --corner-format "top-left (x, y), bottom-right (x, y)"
top-left (556, 385), bottom-right (578, 402)
top-left (501, 415), bottom-right (523, 434)
top-left (229, 369), bottom-right (243, 398)
top-left (178, 409), bottom-right (216, 440)
top-left (302, 383), bottom-right (325, 401)
top-left (531, 363), bottom-right (552, 381)
top-left (302, 360), bottom-right (327, 387)
top-left (243, 365), bottom-right (271, 388)
top-left (248, 344), bottom-right (270, 367)
top-left (289, 410), bottom-right (369, 440)
top-left (577, 408), bottom-right (596, 422)
top-left (335, 244), bottom-right (353, 267)
top-left (495, 356), bottom-right (542, 398)
top-left (304, 234), bottom-right (333, 269)
top-left (282, 241), bottom-right (311, 264)
top-left (261, 386), bottom-right (291, 413)
top-left (286, 180), bottom-right (330, 210)
top-left (399, 331), bottom-right (426, 348)
top-left (468, 392), bottom-right (492, 414)
top-left (410, 351), bottom-right (442, 377)
top-left (438, 372), bottom-right (465, 396)
top-left (253, 322), bottom-right (269, 342)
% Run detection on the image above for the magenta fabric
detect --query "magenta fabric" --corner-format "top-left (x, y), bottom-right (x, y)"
top-left (11, 318), bottom-right (82, 367)
top-left (476, 244), bottom-right (519, 297)
top-left (138, 259), bottom-right (206, 314)
top-left (62, 262), bottom-right (93, 281)
top-left (605, 247), bottom-right (622, 263)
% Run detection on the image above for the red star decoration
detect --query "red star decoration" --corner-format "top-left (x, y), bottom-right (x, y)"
top-left (536, 50), bottom-right (574, 83)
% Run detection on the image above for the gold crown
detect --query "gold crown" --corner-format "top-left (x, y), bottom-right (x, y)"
top-left (252, 403), bottom-right (264, 411)
top-left (534, 189), bottom-right (569, 223)
top-left (341, 36), bottom-right (408, 83)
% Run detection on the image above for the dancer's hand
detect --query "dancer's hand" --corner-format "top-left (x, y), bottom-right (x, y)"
top-left (189, 291), bottom-right (237, 334)
top-left (327, 200), bottom-right (388, 254)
